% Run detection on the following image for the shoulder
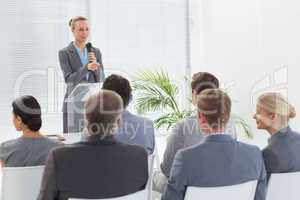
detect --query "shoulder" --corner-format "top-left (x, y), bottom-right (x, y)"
top-left (170, 116), bottom-right (199, 139)
top-left (0, 138), bottom-right (23, 150)
top-left (92, 46), bottom-right (101, 55)
top-left (40, 137), bottom-right (63, 147)
top-left (124, 111), bottom-right (154, 126)
top-left (59, 43), bottom-right (72, 52)
top-left (174, 116), bottom-right (198, 130)
top-left (117, 142), bottom-right (148, 158)
top-left (59, 43), bottom-right (74, 55)
top-left (236, 141), bottom-right (262, 155)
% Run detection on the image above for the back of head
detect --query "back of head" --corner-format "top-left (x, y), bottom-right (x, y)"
top-left (197, 89), bottom-right (231, 129)
top-left (257, 92), bottom-right (296, 120)
top-left (12, 95), bottom-right (42, 132)
top-left (85, 90), bottom-right (123, 137)
top-left (191, 72), bottom-right (220, 95)
top-left (102, 74), bottom-right (132, 108)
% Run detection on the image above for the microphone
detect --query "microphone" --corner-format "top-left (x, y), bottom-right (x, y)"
top-left (86, 42), bottom-right (98, 82)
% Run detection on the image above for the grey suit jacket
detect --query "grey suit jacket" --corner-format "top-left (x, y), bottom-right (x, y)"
top-left (162, 134), bottom-right (267, 200)
top-left (59, 42), bottom-right (105, 112)
top-left (37, 135), bottom-right (148, 200)
top-left (114, 110), bottom-right (155, 155)
top-left (263, 126), bottom-right (300, 179)
top-left (161, 113), bottom-right (237, 178)
top-left (161, 115), bottom-right (202, 178)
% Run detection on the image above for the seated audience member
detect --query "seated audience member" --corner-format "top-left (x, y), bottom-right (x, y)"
top-left (254, 92), bottom-right (300, 179)
top-left (102, 74), bottom-right (155, 154)
top-left (38, 90), bottom-right (148, 200)
top-left (0, 96), bottom-right (61, 167)
top-left (162, 89), bottom-right (267, 200)
top-left (154, 72), bottom-right (236, 193)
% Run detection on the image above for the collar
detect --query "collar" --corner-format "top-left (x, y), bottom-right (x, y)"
top-left (81, 135), bottom-right (117, 145)
top-left (268, 126), bottom-right (292, 144)
top-left (203, 134), bottom-right (234, 143)
top-left (73, 41), bottom-right (86, 50)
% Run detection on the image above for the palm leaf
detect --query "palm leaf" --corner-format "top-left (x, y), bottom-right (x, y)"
top-left (133, 69), bottom-right (191, 129)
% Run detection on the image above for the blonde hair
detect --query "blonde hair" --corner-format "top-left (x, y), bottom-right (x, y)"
top-left (257, 92), bottom-right (296, 119)
top-left (69, 16), bottom-right (88, 30)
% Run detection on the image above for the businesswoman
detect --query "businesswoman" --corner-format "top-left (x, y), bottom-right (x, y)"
top-left (253, 92), bottom-right (300, 178)
top-left (0, 96), bottom-right (60, 167)
top-left (59, 16), bottom-right (105, 133)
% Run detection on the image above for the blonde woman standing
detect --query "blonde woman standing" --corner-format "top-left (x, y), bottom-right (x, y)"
top-left (59, 16), bottom-right (105, 133)
top-left (253, 92), bottom-right (300, 178)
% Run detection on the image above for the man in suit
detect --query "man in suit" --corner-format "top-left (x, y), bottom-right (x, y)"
top-left (59, 16), bottom-right (105, 133)
top-left (153, 72), bottom-right (236, 193)
top-left (102, 74), bottom-right (155, 155)
top-left (162, 89), bottom-right (267, 200)
top-left (38, 90), bottom-right (148, 200)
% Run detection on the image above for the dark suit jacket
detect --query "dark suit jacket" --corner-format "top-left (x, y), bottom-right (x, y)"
top-left (162, 134), bottom-right (267, 200)
top-left (37, 135), bottom-right (148, 200)
top-left (59, 42), bottom-right (105, 112)
top-left (263, 126), bottom-right (300, 179)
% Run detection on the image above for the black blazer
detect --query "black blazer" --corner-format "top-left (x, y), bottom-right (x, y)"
top-left (37, 135), bottom-right (148, 200)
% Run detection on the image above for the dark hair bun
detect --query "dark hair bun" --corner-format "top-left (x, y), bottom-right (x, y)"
top-left (26, 117), bottom-right (42, 132)
top-left (12, 96), bottom-right (42, 131)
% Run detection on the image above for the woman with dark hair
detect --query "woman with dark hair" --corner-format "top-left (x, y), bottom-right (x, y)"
top-left (0, 96), bottom-right (61, 167)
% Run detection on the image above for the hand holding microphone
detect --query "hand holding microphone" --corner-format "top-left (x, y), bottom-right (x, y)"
top-left (86, 42), bottom-right (100, 71)
top-left (86, 42), bottom-right (99, 82)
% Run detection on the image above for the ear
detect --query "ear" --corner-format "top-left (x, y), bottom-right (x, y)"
top-left (16, 115), bottom-right (23, 124)
top-left (116, 114), bottom-right (122, 128)
top-left (269, 113), bottom-right (276, 120)
top-left (192, 90), bottom-right (197, 105)
top-left (198, 112), bottom-right (207, 124)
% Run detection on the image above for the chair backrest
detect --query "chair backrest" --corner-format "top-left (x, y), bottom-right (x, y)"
top-left (184, 180), bottom-right (258, 200)
top-left (69, 189), bottom-right (147, 200)
top-left (0, 165), bottom-right (45, 200)
top-left (63, 132), bottom-right (83, 144)
top-left (266, 171), bottom-right (300, 200)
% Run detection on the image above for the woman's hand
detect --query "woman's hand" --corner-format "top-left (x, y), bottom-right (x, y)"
top-left (87, 62), bottom-right (100, 71)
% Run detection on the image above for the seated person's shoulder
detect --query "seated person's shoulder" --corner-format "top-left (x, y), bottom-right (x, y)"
top-left (172, 115), bottom-right (198, 131)
top-left (118, 142), bottom-right (148, 157)
top-left (121, 141), bottom-right (148, 151)
top-left (42, 136), bottom-right (63, 146)
top-left (0, 138), bottom-right (20, 148)
top-left (236, 141), bottom-right (263, 159)
top-left (130, 112), bottom-right (154, 125)
top-left (237, 141), bottom-right (260, 151)
top-left (0, 138), bottom-right (27, 161)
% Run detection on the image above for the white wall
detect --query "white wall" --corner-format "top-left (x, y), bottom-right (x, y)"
top-left (89, 0), bottom-right (190, 109)
top-left (190, 0), bottom-right (300, 148)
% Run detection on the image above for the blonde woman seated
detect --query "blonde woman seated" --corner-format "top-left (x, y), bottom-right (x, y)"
top-left (254, 92), bottom-right (300, 178)
top-left (0, 96), bottom-right (61, 167)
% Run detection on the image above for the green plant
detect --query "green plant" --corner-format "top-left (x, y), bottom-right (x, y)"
top-left (231, 114), bottom-right (253, 139)
top-left (132, 69), bottom-right (192, 130)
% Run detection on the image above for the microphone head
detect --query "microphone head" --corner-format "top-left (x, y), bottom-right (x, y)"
top-left (86, 42), bottom-right (93, 52)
